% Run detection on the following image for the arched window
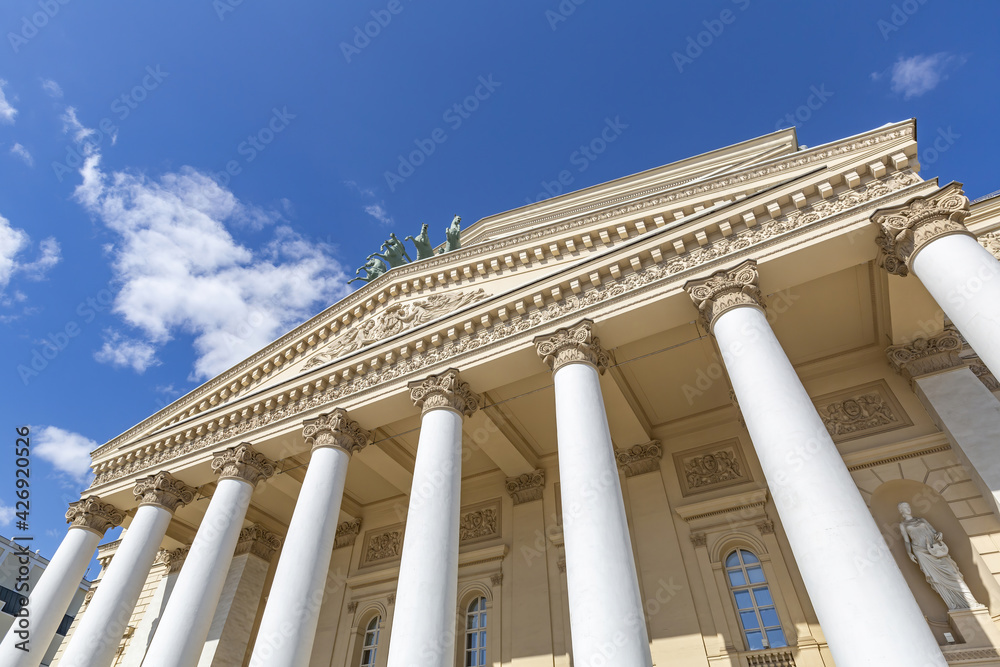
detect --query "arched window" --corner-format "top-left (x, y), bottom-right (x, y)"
top-left (464, 596), bottom-right (488, 666)
top-left (360, 615), bottom-right (381, 667)
top-left (725, 549), bottom-right (787, 651)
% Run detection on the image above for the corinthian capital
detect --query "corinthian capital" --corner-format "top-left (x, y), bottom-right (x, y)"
top-left (408, 368), bottom-right (481, 416)
top-left (211, 442), bottom-right (276, 487)
top-left (684, 260), bottom-right (763, 333)
top-left (871, 183), bottom-right (972, 276)
top-left (133, 471), bottom-right (196, 513)
top-left (66, 496), bottom-right (124, 536)
top-left (886, 327), bottom-right (965, 383)
top-left (302, 409), bottom-right (373, 453)
top-left (533, 319), bottom-right (610, 373)
top-left (234, 524), bottom-right (283, 562)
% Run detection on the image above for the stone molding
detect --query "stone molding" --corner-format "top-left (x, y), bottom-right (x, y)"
top-left (302, 409), bottom-right (372, 453)
top-left (387, 593), bottom-right (396, 605)
top-left (491, 572), bottom-right (503, 586)
top-left (615, 441), bottom-right (663, 478)
top-left (684, 259), bottom-right (763, 333)
top-left (980, 230), bottom-right (1000, 259)
top-left (234, 524), bottom-right (283, 562)
top-left (886, 328), bottom-right (965, 383)
top-left (505, 469), bottom-right (545, 505)
top-left (557, 558), bottom-right (566, 574)
top-left (133, 471), bottom-right (196, 513)
top-left (211, 442), bottom-right (276, 487)
top-left (360, 524), bottom-right (404, 567)
top-left (756, 520), bottom-right (775, 535)
top-left (155, 546), bottom-right (190, 574)
top-left (872, 182), bottom-right (972, 276)
top-left (673, 439), bottom-right (750, 496)
top-left (533, 319), bottom-right (610, 374)
top-left (460, 500), bottom-right (501, 544)
top-left (347, 601), bottom-right (359, 613)
top-left (812, 379), bottom-right (913, 443)
top-left (690, 533), bottom-right (708, 548)
top-left (408, 368), bottom-right (481, 416)
top-left (967, 354), bottom-right (1000, 392)
top-left (334, 518), bottom-right (362, 549)
top-left (89, 170), bottom-right (924, 488)
top-left (66, 496), bottom-right (124, 535)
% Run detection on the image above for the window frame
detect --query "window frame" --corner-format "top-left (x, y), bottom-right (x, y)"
top-left (463, 596), bottom-right (488, 667)
top-left (724, 548), bottom-right (788, 652)
top-left (359, 614), bottom-right (381, 667)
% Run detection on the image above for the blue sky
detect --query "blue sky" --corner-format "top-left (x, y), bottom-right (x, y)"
top-left (0, 0), bottom-right (998, 571)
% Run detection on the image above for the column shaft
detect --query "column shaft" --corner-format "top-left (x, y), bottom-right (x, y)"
top-left (552, 361), bottom-right (652, 667)
top-left (912, 233), bottom-right (1000, 379)
top-left (143, 478), bottom-right (254, 667)
top-left (714, 304), bottom-right (945, 665)
top-left (59, 504), bottom-right (172, 667)
top-left (250, 446), bottom-right (350, 666)
top-left (0, 528), bottom-right (101, 667)
top-left (386, 407), bottom-right (464, 667)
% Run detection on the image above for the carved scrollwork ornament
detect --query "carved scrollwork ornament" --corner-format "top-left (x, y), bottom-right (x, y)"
top-left (615, 441), bottom-right (663, 478)
top-left (302, 409), bottom-right (373, 453)
top-left (234, 524), bottom-right (283, 562)
top-left (133, 471), bottom-right (196, 513)
top-left (505, 469), bottom-right (545, 505)
top-left (871, 183), bottom-right (972, 277)
top-left (408, 368), bottom-right (481, 416)
top-left (684, 260), bottom-right (764, 334)
top-left (533, 319), bottom-right (611, 374)
top-left (211, 442), bottom-right (276, 487)
top-left (886, 327), bottom-right (965, 383)
top-left (66, 496), bottom-right (124, 535)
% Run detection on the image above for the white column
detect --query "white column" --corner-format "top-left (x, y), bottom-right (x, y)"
top-left (386, 369), bottom-right (480, 667)
top-left (686, 260), bottom-right (946, 666)
top-left (534, 320), bottom-right (653, 667)
top-left (873, 183), bottom-right (1000, 379)
top-left (250, 410), bottom-right (371, 667)
top-left (0, 497), bottom-right (122, 667)
top-left (143, 443), bottom-right (275, 667)
top-left (118, 547), bottom-right (188, 667)
top-left (60, 473), bottom-right (195, 667)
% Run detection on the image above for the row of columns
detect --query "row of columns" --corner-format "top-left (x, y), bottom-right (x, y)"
top-left (2, 184), bottom-right (997, 667)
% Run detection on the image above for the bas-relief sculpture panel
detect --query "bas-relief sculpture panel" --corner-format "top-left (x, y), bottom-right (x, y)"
top-left (812, 379), bottom-right (912, 443)
top-left (673, 439), bottom-right (750, 496)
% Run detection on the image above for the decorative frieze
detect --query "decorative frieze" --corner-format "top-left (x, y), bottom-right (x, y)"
top-left (980, 230), bottom-right (1000, 259)
top-left (673, 439), bottom-right (749, 496)
top-left (133, 471), bottom-right (196, 513)
top-left (459, 500), bottom-right (501, 544)
top-left (302, 409), bottom-right (372, 453)
top-left (505, 470), bottom-right (545, 505)
top-left (886, 328), bottom-right (965, 383)
top-left (66, 496), bottom-right (124, 535)
top-left (533, 319), bottom-right (610, 374)
top-left (812, 380), bottom-right (912, 442)
top-left (211, 442), bottom-right (276, 487)
top-left (303, 289), bottom-right (490, 370)
top-left (872, 183), bottom-right (972, 276)
top-left (615, 441), bottom-right (663, 477)
top-left (234, 524), bottom-right (283, 562)
top-left (408, 368), bottom-right (481, 416)
top-left (360, 525), bottom-right (404, 567)
top-left (89, 170), bottom-right (924, 487)
top-left (684, 259), bottom-right (763, 333)
top-left (334, 518), bottom-right (362, 549)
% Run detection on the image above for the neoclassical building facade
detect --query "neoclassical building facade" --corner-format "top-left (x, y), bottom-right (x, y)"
top-left (4, 119), bottom-right (1000, 667)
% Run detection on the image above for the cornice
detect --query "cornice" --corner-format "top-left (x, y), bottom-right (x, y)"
top-left (92, 125), bottom-right (916, 460)
top-left (89, 165), bottom-right (926, 488)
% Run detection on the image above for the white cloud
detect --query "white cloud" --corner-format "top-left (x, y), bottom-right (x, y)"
top-left (73, 154), bottom-right (350, 380)
top-left (61, 106), bottom-right (96, 145)
top-left (94, 329), bottom-right (160, 372)
top-left (874, 53), bottom-right (966, 100)
top-left (0, 213), bottom-right (60, 301)
top-left (0, 80), bottom-right (17, 124)
top-left (0, 502), bottom-right (13, 527)
top-left (364, 202), bottom-right (394, 226)
top-left (33, 426), bottom-right (97, 483)
top-left (41, 78), bottom-right (63, 98)
top-left (10, 142), bottom-right (33, 166)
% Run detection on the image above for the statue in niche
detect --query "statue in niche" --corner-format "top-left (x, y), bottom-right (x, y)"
top-left (436, 215), bottom-right (462, 254)
top-left (347, 255), bottom-right (388, 285)
top-left (898, 502), bottom-right (983, 610)
top-left (405, 223), bottom-right (435, 260)
top-left (369, 233), bottom-right (411, 268)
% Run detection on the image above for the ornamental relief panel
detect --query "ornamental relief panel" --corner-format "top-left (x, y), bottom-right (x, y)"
top-left (459, 499), bottom-right (501, 545)
top-left (302, 289), bottom-right (490, 371)
top-left (91, 170), bottom-right (924, 488)
top-left (360, 524), bottom-right (404, 568)
top-left (812, 379), bottom-right (912, 443)
top-left (674, 439), bottom-right (750, 496)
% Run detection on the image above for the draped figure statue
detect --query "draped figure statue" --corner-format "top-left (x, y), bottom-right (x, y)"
top-left (898, 502), bottom-right (982, 610)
